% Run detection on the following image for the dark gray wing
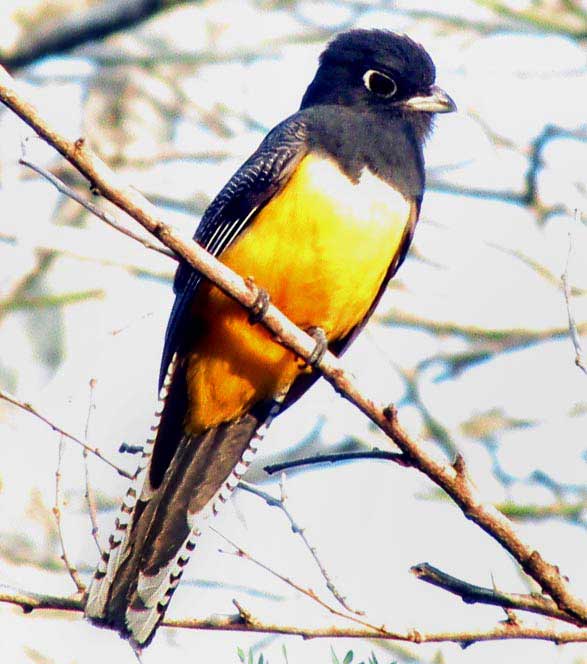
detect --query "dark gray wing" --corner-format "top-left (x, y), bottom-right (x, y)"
top-left (159, 115), bottom-right (309, 387)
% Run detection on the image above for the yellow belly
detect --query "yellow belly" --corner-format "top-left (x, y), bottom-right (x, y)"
top-left (185, 153), bottom-right (412, 432)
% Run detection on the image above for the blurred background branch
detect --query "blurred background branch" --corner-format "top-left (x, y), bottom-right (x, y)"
top-left (1, 0), bottom-right (194, 70)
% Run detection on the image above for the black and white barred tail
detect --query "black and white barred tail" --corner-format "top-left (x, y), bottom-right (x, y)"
top-left (84, 354), bottom-right (282, 647)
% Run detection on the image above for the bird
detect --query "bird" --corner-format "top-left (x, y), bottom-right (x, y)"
top-left (84, 28), bottom-right (455, 648)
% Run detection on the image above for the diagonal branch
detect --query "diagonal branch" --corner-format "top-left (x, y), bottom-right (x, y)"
top-left (19, 157), bottom-right (176, 260)
top-left (214, 528), bottom-right (388, 637)
top-left (411, 563), bottom-right (584, 626)
top-left (239, 478), bottom-right (363, 615)
top-left (0, 387), bottom-right (132, 479)
top-left (1, 64), bottom-right (587, 628)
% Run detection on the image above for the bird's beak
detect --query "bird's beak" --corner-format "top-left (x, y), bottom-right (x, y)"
top-left (402, 85), bottom-right (456, 114)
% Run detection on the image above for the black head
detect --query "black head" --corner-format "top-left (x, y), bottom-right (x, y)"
top-left (300, 30), bottom-right (455, 139)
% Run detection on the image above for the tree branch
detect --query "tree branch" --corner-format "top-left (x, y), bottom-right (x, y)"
top-left (2, 585), bottom-right (587, 645)
top-left (411, 563), bottom-right (584, 626)
top-left (2, 63), bottom-right (587, 630)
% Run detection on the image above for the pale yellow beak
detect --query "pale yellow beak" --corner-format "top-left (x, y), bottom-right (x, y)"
top-left (402, 85), bottom-right (456, 114)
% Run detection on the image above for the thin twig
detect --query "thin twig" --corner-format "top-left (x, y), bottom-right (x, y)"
top-left (238, 478), bottom-right (363, 615)
top-left (54, 436), bottom-right (86, 593)
top-left (264, 449), bottom-right (408, 475)
top-left (491, 573), bottom-right (521, 626)
top-left (213, 527), bottom-right (396, 637)
top-left (0, 387), bottom-right (132, 478)
top-left (19, 156), bottom-right (176, 261)
top-left (561, 209), bottom-right (587, 376)
top-left (82, 378), bottom-right (102, 554)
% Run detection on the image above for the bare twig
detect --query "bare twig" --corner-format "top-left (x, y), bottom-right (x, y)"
top-left (82, 378), bottom-right (102, 555)
top-left (264, 449), bottom-right (408, 475)
top-left (54, 436), bottom-right (86, 594)
top-left (214, 527), bottom-right (399, 637)
top-left (2, 63), bottom-right (587, 628)
top-left (238, 477), bottom-right (363, 615)
top-left (561, 209), bottom-right (587, 376)
top-left (20, 157), bottom-right (176, 260)
top-left (411, 563), bottom-right (584, 626)
top-left (0, 387), bottom-right (132, 479)
top-left (491, 573), bottom-right (521, 626)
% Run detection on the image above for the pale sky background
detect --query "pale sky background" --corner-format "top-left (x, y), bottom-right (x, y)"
top-left (1, 1), bottom-right (587, 663)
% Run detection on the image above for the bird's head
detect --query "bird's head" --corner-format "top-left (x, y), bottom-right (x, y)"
top-left (300, 30), bottom-right (455, 138)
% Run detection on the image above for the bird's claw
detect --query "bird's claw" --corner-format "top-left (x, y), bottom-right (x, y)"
top-left (305, 326), bottom-right (328, 367)
top-left (246, 278), bottom-right (271, 324)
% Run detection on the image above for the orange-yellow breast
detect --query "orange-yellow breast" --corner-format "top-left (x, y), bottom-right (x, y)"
top-left (185, 153), bottom-right (412, 432)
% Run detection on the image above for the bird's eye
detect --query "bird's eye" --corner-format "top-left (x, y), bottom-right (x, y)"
top-left (363, 70), bottom-right (397, 98)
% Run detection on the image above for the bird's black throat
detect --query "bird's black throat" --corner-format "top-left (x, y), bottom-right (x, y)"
top-left (303, 105), bottom-right (427, 204)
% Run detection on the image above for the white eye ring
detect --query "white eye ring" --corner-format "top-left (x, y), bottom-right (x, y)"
top-left (363, 69), bottom-right (398, 98)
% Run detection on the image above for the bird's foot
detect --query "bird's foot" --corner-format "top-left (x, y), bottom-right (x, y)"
top-left (305, 326), bottom-right (328, 367)
top-left (246, 277), bottom-right (271, 324)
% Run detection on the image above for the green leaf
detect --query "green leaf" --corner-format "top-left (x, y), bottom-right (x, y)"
top-left (343, 652), bottom-right (354, 664)
top-left (330, 646), bottom-right (341, 664)
top-left (237, 647), bottom-right (246, 663)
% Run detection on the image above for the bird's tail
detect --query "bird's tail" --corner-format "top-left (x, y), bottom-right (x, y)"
top-left (84, 355), bottom-right (281, 647)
